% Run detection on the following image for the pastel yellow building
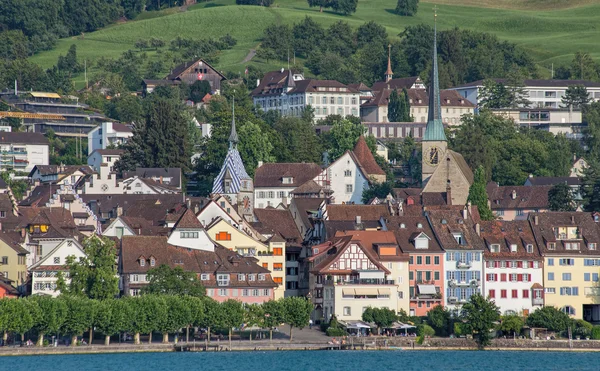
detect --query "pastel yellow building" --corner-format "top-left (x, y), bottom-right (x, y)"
top-left (0, 232), bottom-right (28, 293)
top-left (206, 218), bottom-right (286, 299)
top-left (531, 212), bottom-right (600, 322)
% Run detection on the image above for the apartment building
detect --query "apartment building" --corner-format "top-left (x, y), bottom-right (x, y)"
top-left (452, 79), bottom-right (600, 109)
top-left (486, 184), bottom-right (551, 221)
top-left (252, 69), bottom-right (360, 122)
top-left (0, 132), bottom-right (49, 172)
top-left (480, 220), bottom-right (544, 316)
top-left (530, 212), bottom-right (600, 322)
top-left (253, 162), bottom-right (323, 208)
top-left (87, 122), bottom-right (132, 154)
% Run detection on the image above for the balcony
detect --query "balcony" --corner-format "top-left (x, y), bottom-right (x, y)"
top-left (448, 296), bottom-right (458, 303)
top-left (313, 297), bottom-right (323, 304)
top-left (336, 278), bottom-right (395, 285)
top-left (533, 298), bottom-right (543, 306)
top-left (411, 293), bottom-right (442, 301)
top-left (456, 261), bottom-right (471, 269)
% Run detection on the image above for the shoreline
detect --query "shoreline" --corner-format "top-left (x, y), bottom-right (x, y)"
top-left (3, 342), bottom-right (600, 356)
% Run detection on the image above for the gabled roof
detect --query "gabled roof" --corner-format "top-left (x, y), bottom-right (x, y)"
top-left (525, 177), bottom-right (581, 187)
top-left (30, 238), bottom-right (85, 271)
top-left (288, 79), bottom-right (358, 94)
top-left (387, 216), bottom-right (443, 253)
top-left (361, 88), bottom-right (475, 108)
top-left (290, 180), bottom-right (332, 195)
top-left (426, 207), bottom-right (485, 250)
top-left (172, 208), bottom-right (203, 229)
top-left (453, 78), bottom-right (600, 89)
top-left (371, 77), bottom-right (422, 93)
top-left (0, 231), bottom-right (28, 254)
top-left (529, 212), bottom-right (600, 255)
top-left (335, 230), bottom-right (408, 262)
top-left (352, 136), bottom-right (385, 176)
top-left (254, 163), bottom-right (323, 188)
top-left (0, 132), bottom-right (49, 145)
top-left (122, 168), bottom-right (182, 188)
top-left (327, 204), bottom-right (390, 221)
top-left (448, 150), bottom-right (474, 184)
top-left (166, 58), bottom-right (226, 81)
top-left (252, 208), bottom-right (302, 243)
top-left (18, 207), bottom-right (81, 239)
top-left (486, 183), bottom-right (551, 210)
top-left (310, 236), bottom-right (391, 274)
top-left (480, 220), bottom-right (540, 259)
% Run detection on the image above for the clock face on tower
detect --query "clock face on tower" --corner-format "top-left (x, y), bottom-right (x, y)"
top-left (424, 146), bottom-right (443, 166)
top-left (242, 195), bottom-right (251, 212)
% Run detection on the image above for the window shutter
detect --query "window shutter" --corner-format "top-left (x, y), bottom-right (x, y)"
top-left (501, 273), bottom-right (506, 282)
top-left (495, 261), bottom-right (499, 268)
top-left (517, 261), bottom-right (523, 268)
top-left (454, 252), bottom-right (460, 261)
top-left (475, 253), bottom-right (480, 261)
top-left (518, 274), bottom-right (523, 281)
top-left (495, 274), bottom-right (498, 281)
top-left (446, 271), bottom-right (451, 279)
top-left (446, 252), bottom-right (451, 261)
top-left (467, 252), bottom-right (472, 262)
top-left (529, 261), bottom-right (534, 268)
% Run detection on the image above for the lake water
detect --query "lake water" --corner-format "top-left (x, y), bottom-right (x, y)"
top-left (2, 350), bottom-right (598, 370)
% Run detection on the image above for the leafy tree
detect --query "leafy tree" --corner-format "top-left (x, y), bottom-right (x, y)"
top-left (156, 296), bottom-right (192, 343)
top-left (6, 298), bottom-right (39, 343)
top-left (149, 37), bottom-right (165, 49)
top-left (307, 0), bottom-right (332, 12)
top-left (57, 236), bottom-right (119, 300)
top-left (143, 265), bottom-right (206, 297)
top-left (396, 0), bottom-right (418, 16)
top-left (237, 121), bottom-right (275, 176)
top-left (388, 89), bottom-right (402, 123)
top-left (135, 39), bottom-right (149, 50)
top-left (272, 117), bottom-right (322, 164)
top-left (499, 314), bottom-right (524, 336)
top-left (332, 0), bottom-right (358, 15)
top-left (282, 297), bottom-right (312, 342)
top-left (572, 319), bottom-right (593, 338)
top-left (362, 307), bottom-right (397, 335)
top-left (106, 94), bottom-right (144, 124)
top-left (356, 21), bottom-right (388, 49)
top-left (571, 51), bottom-right (599, 81)
top-left (180, 296), bottom-right (205, 342)
top-left (581, 160), bottom-right (600, 212)
top-left (0, 298), bottom-right (11, 344)
top-left (467, 166), bottom-right (494, 221)
top-left (30, 295), bottom-right (67, 346)
top-left (460, 293), bottom-right (500, 349)
top-left (324, 21), bottom-right (356, 58)
top-left (324, 118), bottom-right (365, 160)
top-left (95, 299), bottom-right (131, 345)
top-left (548, 183), bottom-right (576, 211)
top-left (426, 305), bottom-right (452, 337)
top-left (189, 80), bottom-right (212, 103)
top-left (124, 296), bottom-right (154, 345)
top-left (418, 324), bottom-right (435, 337)
top-left (262, 299), bottom-right (285, 342)
top-left (199, 298), bottom-right (225, 342)
top-left (57, 44), bottom-right (81, 74)
top-left (61, 296), bottom-right (95, 346)
top-left (260, 24), bottom-right (292, 60)
top-left (562, 85), bottom-right (590, 110)
top-left (292, 17), bottom-right (325, 58)
top-left (362, 181), bottom-right (394, 204)
top-left (221, 299), bottom-right (245, 347)
top-left (479, 79), bottom-right (512, 109)
top-left (526, 306), bottom-right (571, 333)
top-left (584, 102), bottom-right (600, 159)
top-left (115, 96), bottom-right (193, 173)
top-left (505, 66), bottom-right (531, 108)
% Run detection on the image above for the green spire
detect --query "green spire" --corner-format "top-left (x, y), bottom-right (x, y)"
top-left (229, 97), bottom-right (238, 149)
top-left (423, 11), bottom-right (447, 142)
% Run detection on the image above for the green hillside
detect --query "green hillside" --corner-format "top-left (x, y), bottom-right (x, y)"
top-left (29, 0), bottom-right (600, 86)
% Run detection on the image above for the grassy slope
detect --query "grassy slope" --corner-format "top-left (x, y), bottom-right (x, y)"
top-left (29, 0), bottom-right (600, 87)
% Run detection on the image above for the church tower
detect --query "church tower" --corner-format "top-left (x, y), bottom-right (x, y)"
top-left (212, 99), bottom-right (254, 220)
top-left (385, 44), bottom-right (393, 83)
top-left (421, 10), bottom-right (447, 186)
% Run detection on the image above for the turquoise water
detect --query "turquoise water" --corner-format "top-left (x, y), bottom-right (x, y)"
top-left (1, 350), bottom-right (598, 370)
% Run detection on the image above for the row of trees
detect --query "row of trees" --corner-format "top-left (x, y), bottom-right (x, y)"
top-left (0, 295), bottom-right (312, 347)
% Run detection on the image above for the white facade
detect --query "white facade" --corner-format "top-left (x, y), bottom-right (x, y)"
top-left (320, 151), bottom-right (368, 204)
top-left (30, 238), bottom-right (86, 297)
top-left (80, 163), bottom-right (123, 194)
top-left (444, 250), bottom-right (484, 312)
top-left (87, 122), bottom-right (132, 154)
top-left (0, 142), bottom-right (49, 173)
top-left (87, 150), bottom-right (122, 172)
top-left (484, 259), bottom-right (543, 315)
top-left (255, 187), bottom-right (296, 209)
top-left (103, 217), bottom-right (136, 239)
top-left (121, 176), bottom-right (179, 194)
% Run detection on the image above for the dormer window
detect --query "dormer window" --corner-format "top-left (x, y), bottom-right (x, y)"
top-left (548, 242), bottom-right (556, 250)
top-left (249, 274), bottom-right (256, 281)
top-left (238, 274), bottom-right (246, 281)
top-left (452, 233), bottom-right (464, 245)
top-left (490, 244), bottom-right (500, 253)
top-left (414, 233), bottom-right (429, 249)
top-left (181, 232), bottom-right (199, 239)
top-left (140, 258), bottom-right (145, 267)
top-left (417, 223), bottom-right (423, 228)
top-left (589, 243), bottom-right (597, 250)
top-left (400, 223), bottom-right (406, 229)
top-left (527, 244), bottom-right (534, 253)
top-left (259, 274), bottom-right (265, 281)
top-left (282, 176), bottom-right (294, 184)
top-left (150, 257), bottom-right (156, 267)
top-left (510, 244), bottom-right (518, 253)
top-left (201, 274), bottom-right (209, 281)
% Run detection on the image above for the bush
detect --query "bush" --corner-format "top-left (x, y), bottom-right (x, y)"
top-left (572, 319), bottom-right (593, 338)
top-left (326, 327), bottom-right (347, 336)
top-left (418, 324), bottom-right (435, 337)
top-left (591, 326), bottom-right (600, 340)
top-left (454, 322), bottom-right (464, 337)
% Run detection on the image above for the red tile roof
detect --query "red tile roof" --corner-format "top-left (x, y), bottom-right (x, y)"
top-left (327, 204), bottom-right (390, 221)
top-left (352, 136), bottom-right (385, 176)
top-left (254, 163), bottom-right (323, 188)
top-left (487, 183), bottom-right (551, 210)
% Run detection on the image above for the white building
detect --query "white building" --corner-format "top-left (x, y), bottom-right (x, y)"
top-left (253, 162), bottom-right (324, 208)
top-left (0, 132), bottom-right (49, 173)
top-left (87, 149), bottom-right (124, 172)
top-left (87, 122), bottom-right (132, 154)
top-left (452, 79), bottom-right (600, 109)
top-left (30, 238), bottom-right (86, 297)
top-left (481, 220), bottom-right (544, 315)
top-left (252, 69), bottom-right (360, 122)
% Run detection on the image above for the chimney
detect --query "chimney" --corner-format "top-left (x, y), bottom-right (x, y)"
top-left (187, 198), bottom-right (191, 208)
top-left (21, 228), bottom-right (25, 238)
top-left (571, 215), bottom-right (575, 224)
top-left (194, 204), bottom-right (199, 214)
top-left (467, 201), bottom-right (472, 216)
top-left (511, 190), bottom-right (517, 200)
top-left (258, 161), bottom-right (263, 168)
top-left (462, 206), bottom-right (468, 220)
top-left (446, 180), bottom-right (452, 206)
top-left (356, 215), bottom-right (361, 224)
top-left (475, 223), bottom-right (480, 236)
top-left (159, 176), bottom-right (163, 184)
top-left (257, 79), bottom-right (260, 87)
top-left (534, 215), bottom-right (539, 226)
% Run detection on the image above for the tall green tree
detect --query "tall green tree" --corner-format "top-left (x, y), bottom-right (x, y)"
top-left (362, 307), bottom-right (397, 335)
top-left (548, 183), bottom-right (576, 211)
top-left (387, 89), bottom-right (402, 123)
top-left (272, 117), bottom-right (322, 163)
top-left (581, 159), bottom-right (600, 212)
top-left (460, 293), bottom-right (500, 349)
top-left (221, 299), bottom-right (245, 348)
top-left (124, 296), bottom-right (155, 345)
top-left (499, 314), bottom-right (524, 337)
top-left (156, 296), bottom-right (192, 343)
top-left (395, 0), bottom-right (418, 16)
top-left (526, 306), bottom-right (571, 333)
top-left (332, 0), bottom-right (358, 15)
top-left (282, 297), bottom-right (312, 342)
top-left (181, 296), bottom-right (205, 342)
top-left (143, 265), bottom-right (206, 297)
top-left (95, 299), bottom-right (131, 346)
top-left (571, 51), bottom-right (599, 81)
top-left (479, 79), bottom-right (512, 109)
top-left (7, 298), bottom-right (39, 343)
top-left (362, 182), bottom-right (395, 204)
top-left (237, 121), bottom-right (275, 176)
top-left (562, 85), bottom-right (590, 110)
top-left (467, 166), bottom-right (494, 221)
top-left (31, 295), bottom-right (67, 346)
top-left (426, 305), bottom-right (452, 337)
top-left (262, 299), bottom-right (285, 342)
top-left (324, 118), bottom-right (365, 160)
top-left (57, 236), bottom-right (119, 300)
top-left (61, 296), bottom-right (95, 346)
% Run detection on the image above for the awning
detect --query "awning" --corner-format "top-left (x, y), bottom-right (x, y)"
top-left (354, 288), bottom-right (378, 296)
top-left (30, 92), bottom-right (61, 99)
top-left (358, 270), bottom-right (385, 279)
top-left (418, 284), bottom-right (437, 295)
top-left (342, 288), bottom-right (356, 296)
top-left (377, 288), bottom-right (391, 296)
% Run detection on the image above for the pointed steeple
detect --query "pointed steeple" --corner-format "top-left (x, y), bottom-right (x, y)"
top-left (385, 44), bottom-right (393, 83)
top-left (229, 98), bottom-right (238, 149)
top-left (287, 68), bottom-right (296, 89)
top-left (423, 9), bottom-right (447, 142)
